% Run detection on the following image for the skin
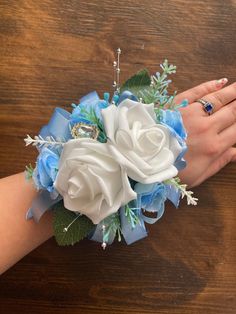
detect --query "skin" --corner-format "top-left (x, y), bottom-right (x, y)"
top-left (0, 78), bottom-right (235, 274)
top-left (0, 173), bottom-right (53, 274)
top-left (177, 79), bottom-right (236, 187)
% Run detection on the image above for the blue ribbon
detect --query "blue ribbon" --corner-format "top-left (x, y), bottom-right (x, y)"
top-left (39, 107), bottom-right (72, 142)
top-left (90, 182), bottom-right (181, 245)
top-left (119, 206), bottom-right (147, 244)
top-left (26, 190), bottom-right (62, 222)
top-left (90, 207), bottom-right (148, 245)
top-left (27, 107), bottom-right (72, 221)
top-left (80, 90), bottom-right (100, 104)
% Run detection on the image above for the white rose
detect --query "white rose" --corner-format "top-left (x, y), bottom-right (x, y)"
top-left (54, 138), bottom-right (136, 224)
top-left (101, 99), bottom-right (182, 184)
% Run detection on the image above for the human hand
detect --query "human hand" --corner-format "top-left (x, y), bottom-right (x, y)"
top-left (175, 79), bottom-right (236, 187)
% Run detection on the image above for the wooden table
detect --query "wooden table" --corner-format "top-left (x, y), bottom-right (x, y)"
top-left (0, 1), bottom-right (235, 313)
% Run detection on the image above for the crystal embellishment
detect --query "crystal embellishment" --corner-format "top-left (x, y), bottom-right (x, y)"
top-left (71, 123), bottom-right (99, 140)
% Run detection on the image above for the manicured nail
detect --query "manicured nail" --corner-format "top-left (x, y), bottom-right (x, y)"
top-left (216, 78), bottom-right (228, 88)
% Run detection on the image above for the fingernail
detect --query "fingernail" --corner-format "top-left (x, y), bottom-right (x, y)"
top-left (216, 78), bottom-right (228, 88)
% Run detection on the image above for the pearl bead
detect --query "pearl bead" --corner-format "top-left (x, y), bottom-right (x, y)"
top-left (101, 242), bottom-right (107, 250)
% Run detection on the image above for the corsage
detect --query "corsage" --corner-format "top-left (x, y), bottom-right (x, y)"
top-left (24, 49), bottom-right (197, 249)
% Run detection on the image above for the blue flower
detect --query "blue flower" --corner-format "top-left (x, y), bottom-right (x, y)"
top-left (159, 109), bottom-right (187, 140)
top-left (70, 91), bottom-right (108, 125)
top-left (159, 109), bottom-right (187, 171)
top-left (135, 182), bottom-right (167, 222)
top-left (33, 147), bottom-right (59, 193)
top-left (117, 90), bottom-right (138, 105)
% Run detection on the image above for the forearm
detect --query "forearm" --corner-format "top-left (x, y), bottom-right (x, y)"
top-left (0, 172), bottom-right (53, 274)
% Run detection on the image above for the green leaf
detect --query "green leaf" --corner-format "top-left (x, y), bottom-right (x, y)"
top-left (52, 202), bottom-right (95, 246)
top-left (120, 69), bottom-right (151, 96)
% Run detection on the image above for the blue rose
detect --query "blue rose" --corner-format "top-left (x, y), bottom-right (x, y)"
top-left (70, 91), bottom-right (108, 125)
top-left (135, 182), bottom-right (167, 221)
top-left (159, 109), bottom-right (187, 171)
top-left (159, 109), bottom-right (187, 140)
top-left (33, 147), bottom-right (59, 193)
top-left (117, 90), bottom-right (138, 105)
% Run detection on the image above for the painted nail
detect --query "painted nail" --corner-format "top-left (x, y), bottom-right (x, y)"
top-left (216, 78), bottom-right (228, 88)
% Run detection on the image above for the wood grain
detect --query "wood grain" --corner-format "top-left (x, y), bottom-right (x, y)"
top-left (0, 0), bottom-right (236, 313)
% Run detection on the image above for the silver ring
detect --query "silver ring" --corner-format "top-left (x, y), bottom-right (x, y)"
top-left (196, 98), bottom-right (215, 115)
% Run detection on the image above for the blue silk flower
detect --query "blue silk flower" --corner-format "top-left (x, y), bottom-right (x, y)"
top-left (33, 147), bottom-right (59, 193)
top-left (159, 109), bottom-right (187, 171)
top-left (159, 109), bottom-right (187, 141)
top-left (135, 182), bottom-right (167, 223)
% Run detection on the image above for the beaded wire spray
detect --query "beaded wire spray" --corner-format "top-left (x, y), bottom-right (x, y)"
top-left (113, 48), bottom-right (121, 96)
top-left (101, 48), bottom-right (122, 250)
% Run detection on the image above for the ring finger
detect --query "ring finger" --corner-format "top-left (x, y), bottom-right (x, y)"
top-left (193, 82), bottom-right (236, 115)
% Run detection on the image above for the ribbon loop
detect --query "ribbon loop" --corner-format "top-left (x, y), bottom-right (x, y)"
top-left (119, 206), bottom-right (147, 245)
top-left (39, 107), bottom-right (71, 141)
top-left (26, 190), bottom-right (61, 222)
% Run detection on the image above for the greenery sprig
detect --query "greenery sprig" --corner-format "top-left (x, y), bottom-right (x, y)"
top-left (79, 107), bottom-right (107, 143)
top-left (120, 59), bottom-right (177, 110)
top-left (101, 212), bottom-right (122, 243)
top-left (125, 204), bottom-right (140, 229)
top-left (165, 177), bottom-right (198, 206)
top-left (24, 134), bottom-right (65, 148)
top-left (25, 163), bottom-right (34, 180)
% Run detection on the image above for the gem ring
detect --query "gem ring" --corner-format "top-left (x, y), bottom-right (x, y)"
top-left (196, 98), bottom-right (215, 115)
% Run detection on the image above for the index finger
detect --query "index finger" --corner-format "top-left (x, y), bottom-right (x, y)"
top-left (175, 78), bottom-right (228, 105)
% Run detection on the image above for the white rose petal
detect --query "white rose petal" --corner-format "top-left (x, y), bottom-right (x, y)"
top-left (101, 99), bottom-right (182, 184)
top-left (54, 138), bottom-right (136, 224)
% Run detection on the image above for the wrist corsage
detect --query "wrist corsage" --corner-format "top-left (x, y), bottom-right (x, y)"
top-left (24, 49), bottom-right (197, 249)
